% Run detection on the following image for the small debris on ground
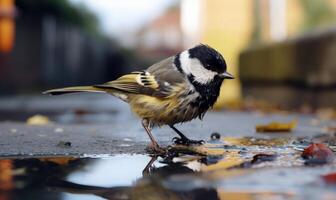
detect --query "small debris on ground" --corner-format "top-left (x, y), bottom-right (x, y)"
top-left (210, 132), bottom-right (221, 140)
top-left (123, 137), bottom-right (133, 142)
top-left (74, 108), bottom-right (90, 116)
top-left (232, 153), bottom-right (277, 169)
top-left (251, 153), bottom-right (277, 164)
top-left (10, 128), bottom-right (17, 133)
top-left (54, 127), bottom-right (64, 133)
top-left (57, 141), bottom-right (72, 148)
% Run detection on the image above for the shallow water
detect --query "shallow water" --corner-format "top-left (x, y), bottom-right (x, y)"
top-left (1, 136), bottom-right (336, 200)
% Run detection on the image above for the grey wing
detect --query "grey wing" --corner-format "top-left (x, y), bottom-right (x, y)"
top-left (95, 57), bottom-right (187, 98)
top-left (146, 56), bottom-right (187, 91)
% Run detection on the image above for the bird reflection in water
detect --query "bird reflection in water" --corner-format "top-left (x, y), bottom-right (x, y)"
top-left (46, 156), bottom-right (220, 200)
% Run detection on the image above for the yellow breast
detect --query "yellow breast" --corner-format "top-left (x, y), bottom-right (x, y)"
top-left (129, 95), bottom-right (180, 124)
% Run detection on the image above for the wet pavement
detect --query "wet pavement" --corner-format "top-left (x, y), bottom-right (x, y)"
top-left (0, 94), bottom-right (335, 199)
top-left (1, 140), bottom-right (336, 200)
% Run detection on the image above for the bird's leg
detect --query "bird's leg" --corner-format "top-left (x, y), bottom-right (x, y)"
top-left (142, 156), bottom-right (157, 176)
top-left (142, 120), bottom-right (164, 154)
top-left (169, 125), bottom-right (205, 145)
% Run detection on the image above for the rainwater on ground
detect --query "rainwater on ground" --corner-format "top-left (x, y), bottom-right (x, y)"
top-left (1, 136), bottom-right (336, 200)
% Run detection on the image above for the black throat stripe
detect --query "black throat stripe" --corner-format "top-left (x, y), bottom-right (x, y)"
top-left (174, 54), bottom-right (183, 74)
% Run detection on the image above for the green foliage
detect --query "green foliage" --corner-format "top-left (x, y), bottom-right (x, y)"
top-left (300, 0), bottom-right (336, 32)
top-left (15, 0), bottom-right (99, 34)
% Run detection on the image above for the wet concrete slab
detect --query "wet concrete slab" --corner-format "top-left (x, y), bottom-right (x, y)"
top-left (0, 111), bottom-right (331, 156)
top-left (0, 94), bottom-right (335, 200)
top-left (0, 94), bottom-right (333, 156)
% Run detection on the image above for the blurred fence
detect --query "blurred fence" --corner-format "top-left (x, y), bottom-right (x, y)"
top-left (0, 13), bottom-right (131, 95)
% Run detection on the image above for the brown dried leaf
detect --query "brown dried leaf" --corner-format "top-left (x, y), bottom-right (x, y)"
top-left (322, 172), bottom-right (336, 184)
top-left (0, 160), bottom-right (14, 190)
top-left (301, 143), bottom-right (335, 164)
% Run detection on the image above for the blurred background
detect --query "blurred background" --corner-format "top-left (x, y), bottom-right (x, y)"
top-left (0, 0), bottom-right (336, 110)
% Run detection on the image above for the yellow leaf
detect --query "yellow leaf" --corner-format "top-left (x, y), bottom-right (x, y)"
top-left (256, 120), bottom-right (297, 133)
top-left (26, 114), bottom-right (51, 125)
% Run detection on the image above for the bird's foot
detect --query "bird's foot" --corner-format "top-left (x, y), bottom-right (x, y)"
top-left (172, 137), bottom-right (205, 146)
top-left (145, 143), bottom-right (167, 155)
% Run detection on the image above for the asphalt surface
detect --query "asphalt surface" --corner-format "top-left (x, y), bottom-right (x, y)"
top-left (0, 93), bottom-right (330, 157)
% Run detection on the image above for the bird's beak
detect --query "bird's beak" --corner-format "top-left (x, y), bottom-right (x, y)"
top-left (219, 71), bottom-right (234, 79)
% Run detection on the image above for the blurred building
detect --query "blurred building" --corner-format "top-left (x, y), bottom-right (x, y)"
top-left (136, 6), bottom-right (183, 61)
top-left (250, 0), bottom-right (336, 44)
top-left (239, 0), bottom-right (336, 109)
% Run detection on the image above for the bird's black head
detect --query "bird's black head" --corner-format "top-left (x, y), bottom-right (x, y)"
top-left (174, 44), bottom-right (233, 85)
top-left (174, 44), bottom-right (234, 118)
top-left (189, 44), bottom-right (227, 74)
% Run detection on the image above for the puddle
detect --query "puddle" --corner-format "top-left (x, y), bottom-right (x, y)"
top-left (1, 137), bottom-right (336, 200)
top-left (66, 155), bottom-right (155, 187)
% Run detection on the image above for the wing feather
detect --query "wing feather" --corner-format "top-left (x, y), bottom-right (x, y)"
top-left (94, 71), bottom-right (160, 95)
top-left (95, 57), bottom-right (187, 98)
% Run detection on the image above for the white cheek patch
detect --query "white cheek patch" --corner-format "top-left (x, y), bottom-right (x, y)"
top-left (180, 50), bottom-right (217, 84)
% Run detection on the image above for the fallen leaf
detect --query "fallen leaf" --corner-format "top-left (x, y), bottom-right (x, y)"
top-left (0, 160), bottom-right (14, 190)
top-left (201, 152), bottom-right (245, 171)
top-left (301, 143), bottom-right (335, 165)
top-left (256, 120), bottom-right (297, 133)
top-left (218, 190), bottom-right (294, 200)
top-left (322, 172), bottom-right (336, 184)
top-left (224, 137), bottom-right (290, 146)
top-left (26, 114), bottom-right (51, 125)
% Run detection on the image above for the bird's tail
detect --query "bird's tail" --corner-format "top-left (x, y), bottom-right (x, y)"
top-left (43, 86), bottom-right (106, 95)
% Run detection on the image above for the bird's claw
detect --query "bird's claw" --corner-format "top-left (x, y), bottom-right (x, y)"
top-left (172, 137), bottom-right (205, 146)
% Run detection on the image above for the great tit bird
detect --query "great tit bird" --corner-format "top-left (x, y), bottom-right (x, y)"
top-left (44, 44), bottom-right (234, 152)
